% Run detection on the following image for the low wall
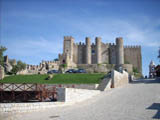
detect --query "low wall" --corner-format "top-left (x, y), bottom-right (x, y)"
top-left (78, 64), bottom-right (133, 73)
top-left (97, 77), bottom-right (112, 91)
top-left (48, 84), bottom-right (99, 90)
top-left (0, 88), bottom-right (101, 113)
top-left (111, 70), bottom-right (129, 88)
top-left (77, 64), bottom-right (114, 73)
top-left (0, 102), bottom-right (68, 113)
top-left (64, 88), bottom-right (100, 102)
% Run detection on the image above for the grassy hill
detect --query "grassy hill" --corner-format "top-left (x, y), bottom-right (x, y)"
top-left (0, 74), bottom-right (105, 84)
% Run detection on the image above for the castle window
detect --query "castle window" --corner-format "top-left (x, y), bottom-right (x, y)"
top-left (92, 50), bottom-right (95, 54)
top-left (63, 60), bottom-right (65, 64)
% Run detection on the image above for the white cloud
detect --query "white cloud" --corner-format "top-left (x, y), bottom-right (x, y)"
top-left (5, 36), bottom-right (63, 57)
top-left (66, 16), bottom-right (160, 47)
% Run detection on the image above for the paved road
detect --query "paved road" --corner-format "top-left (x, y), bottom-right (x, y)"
top-left (3, 78), bottom-right (160, 120)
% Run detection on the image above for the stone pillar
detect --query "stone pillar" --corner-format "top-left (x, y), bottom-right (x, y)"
top-left (116, 37), bottom-right (124, 65)
top-left (96, 37), bottom-right (102, 64)
top-left (85, 37), bottom-right (91, 64)
top-left (0, 65), bottom-right (4, 80)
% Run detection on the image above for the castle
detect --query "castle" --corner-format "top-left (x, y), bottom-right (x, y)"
top-left (27, 36), bottom-right (142, 74)
top-left (58, 36), bottom-right (142, 73)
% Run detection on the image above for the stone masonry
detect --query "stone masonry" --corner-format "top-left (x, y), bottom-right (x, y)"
top-left (59, 36), bottom-right (142, 73)
top-left (25, 36), bottom-right (142, 74)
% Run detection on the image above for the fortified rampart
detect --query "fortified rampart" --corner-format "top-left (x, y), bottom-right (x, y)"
top-left (24, 36), bottom-right (142, 74)
top-left (124, 46), bottom-right (142, 73)
top-left (59, 36), bottom-right (142, 73)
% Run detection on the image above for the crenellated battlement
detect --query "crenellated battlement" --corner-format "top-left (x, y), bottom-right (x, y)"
top-left (109, 43), bottom-right (116, 46)
top-left (64, 36), bottom-right (74, 41)
top-left (124, 45), bottom-right (141, 49)
top-left (91, 43), bottom-right (95, 46)
top-left (44, 61), bottom-right (60, 64)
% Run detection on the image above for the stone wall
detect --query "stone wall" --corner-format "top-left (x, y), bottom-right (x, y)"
top-left (111, 70), bottom-right (129, 88)
top-left (101, 43), bottom-right (109, 64)
top-left (124, 46), bottom-right (142, 73)
top-left (122, 64), bottom-right (133, 74)
top-left (97, 77), bottom-right (112, 91)
top-left (0, 65), bottom-right (4, 80)
top-left (57, 88), bottom-right (100, 103)
top-left (109, 44), bottom-right (117, 64)
top-left (0, 102), bottom-right (68, 113)
top-left (91, 44), bottom-right (97, 64)
top-left (78, 64), bottom-right (115, 73)
top-left (48, 84), bottom-right (99, 90)
top-left (62, 36), bottom-right (142, 73)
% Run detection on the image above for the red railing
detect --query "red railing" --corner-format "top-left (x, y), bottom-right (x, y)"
top-left (0, 83), bottom-right (57, 102)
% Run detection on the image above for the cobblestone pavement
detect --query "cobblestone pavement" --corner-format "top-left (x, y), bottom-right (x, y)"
top-left (2, 78), bottom-right (160, 120)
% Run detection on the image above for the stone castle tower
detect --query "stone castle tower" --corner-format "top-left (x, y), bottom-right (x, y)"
top-left (59, 36), bottom-right (142, 73)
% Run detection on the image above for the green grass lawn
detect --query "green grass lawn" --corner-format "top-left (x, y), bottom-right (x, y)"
top-left (0, 74), bottom-right (105, 84)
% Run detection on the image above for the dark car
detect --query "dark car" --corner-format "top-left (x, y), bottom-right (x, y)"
top-left (76, 69), bottom-right (86, 73)
top-left (65, 69), bottom-right (77, 73)
top-left (47, 70), bottom-right (59, 74)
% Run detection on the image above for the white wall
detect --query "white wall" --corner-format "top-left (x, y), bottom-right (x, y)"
top-left (65, 88), bottom-right (100, 103)
top-left (111, 70), bottom-right (129, 88)
top-left (56, 88), bottom-right (100, 103)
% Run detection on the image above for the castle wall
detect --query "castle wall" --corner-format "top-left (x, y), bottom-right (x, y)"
top-left (73, 43), bottom-right (78, 64)
top-left (109, 44), bottom-right (116, 64)
top-left (61, 36), bottom-right (142, 73)
top-left (77, 43), bottom-right (86, 64)
top-left (101, 43), bottom-right (109, 64)
top-left (91, 44), bottom-right (97, 64)
top-left (77, 64), bottom-right (115, 73)
top-left (124, 46), bottom-right (142, 73)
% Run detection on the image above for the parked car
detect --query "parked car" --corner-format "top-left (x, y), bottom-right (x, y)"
top-left (47, 70), bottom-right (59, 74)
top-left (65, 69), bottom-right (77, 73)
top-left (76, 69), bottom-right (86, 73)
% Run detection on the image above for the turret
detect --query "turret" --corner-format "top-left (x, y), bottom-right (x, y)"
top-left (149, 60), bottom-right (156, 78)
top-left (95, 37), bottom-right (102, 64)
top-left (63, 36), bottom-right (74, 62)
top-left (85, 37), bottom-right (91, 64)
top-left (116, 37), bottom-right (124, 65)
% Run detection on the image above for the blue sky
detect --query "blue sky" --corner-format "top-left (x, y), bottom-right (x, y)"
top-left (0, 0), bottom-right (160, 76)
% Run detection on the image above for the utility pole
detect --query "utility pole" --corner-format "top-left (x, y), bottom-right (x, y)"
top-left (158, 47), bottom-right (160, 62)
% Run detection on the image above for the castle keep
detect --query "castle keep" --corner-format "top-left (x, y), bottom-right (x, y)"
top-left (59, 36), bottom-right (142, 73)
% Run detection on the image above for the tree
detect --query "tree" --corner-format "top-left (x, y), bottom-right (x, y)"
top-left (54, 58), bottom-right (59, 61)
top-left (0, 46), bottom-right (7, 66)
top-left (17, 61), bottom-right (26, 70)
top-left (11, 60), bottom-right (26, 74)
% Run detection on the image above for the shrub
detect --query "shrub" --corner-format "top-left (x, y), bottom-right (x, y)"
top-left (133, 67), bottom-right (139, 73)
top-left (10, 60), bottom-right (26, 74)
